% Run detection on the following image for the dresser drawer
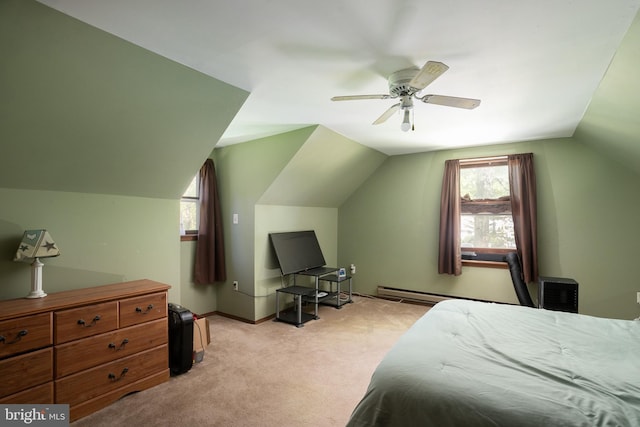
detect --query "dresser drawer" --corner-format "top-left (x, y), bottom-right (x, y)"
top-left (55, 318), bottom-right (168, 378)
top-left (54, 302), bottom-right (118, 344)
top-left (0, 348), bottom-right (53, 398)
top-left (0, 313), bottom-right (52, 359)
top-left (119, 292), bottom-right (167, 327)
top-left (55, 345), bottom-right (168, 406)
top-left (0, 382), bottom-right (53, 404)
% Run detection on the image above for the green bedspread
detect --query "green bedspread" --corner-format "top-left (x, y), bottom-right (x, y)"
top-left (347, 299), bottom-right (640, 426)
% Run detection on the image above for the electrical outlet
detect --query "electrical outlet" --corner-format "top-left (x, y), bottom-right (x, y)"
top-left (233, 281), bottom-right (238, 291)
top-left (350, 264), bottom-right (356, 275)
top-left (636, 291), bottom-right (640, 304)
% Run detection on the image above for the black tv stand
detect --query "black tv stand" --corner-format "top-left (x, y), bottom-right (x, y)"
top-left (274, 268), bottom-right (338, 327)
top-left (274, 285), bottom-right (318, 327)
top-left (315, 273), bottom-right (353, 309)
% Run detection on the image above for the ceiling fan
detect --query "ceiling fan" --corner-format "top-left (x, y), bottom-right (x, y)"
top-left (331, 61), bottom-right (480, 132)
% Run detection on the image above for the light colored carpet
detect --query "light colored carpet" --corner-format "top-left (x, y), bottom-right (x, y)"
top-left (71, 296), bottom-right (430, 427)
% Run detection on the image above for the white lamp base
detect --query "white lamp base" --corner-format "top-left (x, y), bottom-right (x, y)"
top-left (26, 258), bottom-right (47, 299)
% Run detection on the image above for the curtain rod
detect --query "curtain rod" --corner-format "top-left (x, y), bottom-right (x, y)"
top-left (459, 155), bottom-right (507, 166)
top-left (458, 152), bottom-right (534, 166)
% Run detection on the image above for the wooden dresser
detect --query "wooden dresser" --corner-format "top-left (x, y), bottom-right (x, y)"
top-left (0, 279), bottom-right (171, 421)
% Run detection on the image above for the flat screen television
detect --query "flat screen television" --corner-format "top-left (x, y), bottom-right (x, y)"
top-left (269, 230), bottom-right (326, 275)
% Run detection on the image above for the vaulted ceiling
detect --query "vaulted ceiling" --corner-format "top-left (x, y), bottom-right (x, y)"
top-left (3, 1), bottom-right (640, 203)
top-left (574, 10), bottom-right (640, 175)
top-left (0, 0), bottom-right (249, 199)
top-left (37, 0), bottom-right (640, 156)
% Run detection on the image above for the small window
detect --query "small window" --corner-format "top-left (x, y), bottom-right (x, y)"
top-left (460, 158), bottom-right (515, 260)
top-left (180, 175), bottom-right (199, 235)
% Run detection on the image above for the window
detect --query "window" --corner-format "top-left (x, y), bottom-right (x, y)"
top-left (180, 175), bottom-right (199, 236)
top-left (438, 153), bottom-right (538, 280)
top-left (460, 158), bottom-right (516, 258)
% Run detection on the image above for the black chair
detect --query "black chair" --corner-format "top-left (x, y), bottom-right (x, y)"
top-left (504, 252), bottom-right (535, 308)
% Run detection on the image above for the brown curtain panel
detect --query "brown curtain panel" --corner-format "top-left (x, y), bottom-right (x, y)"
top-left (194, 159), bottom-right (227, 284)
top-left (438, 159), bottom-right (462, 275)
top-left (508, 153), bottom-right (538, 283)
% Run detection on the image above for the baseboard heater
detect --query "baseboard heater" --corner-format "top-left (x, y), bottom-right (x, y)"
top-left (377, 286), bottom-right (453, 305)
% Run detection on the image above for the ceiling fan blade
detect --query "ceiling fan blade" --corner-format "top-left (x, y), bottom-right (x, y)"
top-left (420, 94), bottom-right (481, 109)
top-left (409, 61), bottom-right (449, 90)
top-left (331, 94), bottom-right (392, 101)
top-left (372, 103), bottom-right (401, 125)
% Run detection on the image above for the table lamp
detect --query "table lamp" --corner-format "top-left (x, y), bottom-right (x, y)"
top-left (14, 229), bottom-right (60, 298)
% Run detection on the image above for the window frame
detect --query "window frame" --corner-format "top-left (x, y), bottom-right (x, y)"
top-left (180, 174), bottom-right (200, 241)
top-left (459, 156), bottom-right (514, 268)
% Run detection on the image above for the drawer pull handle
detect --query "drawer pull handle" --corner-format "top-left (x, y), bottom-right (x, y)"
top-left (2, 330), bottom-right (28, 344)
top-left (108, 338), bottom-right (129, 351)
top-left (77, 315), bottom-right (101, 327)
top-left (135, 304), bottom-right (154, 314)
top-left (108, 367), bottom-right (129, 382)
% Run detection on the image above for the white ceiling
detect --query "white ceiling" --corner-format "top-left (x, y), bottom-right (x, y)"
top-left (38, 0), bottom-right (640, 155)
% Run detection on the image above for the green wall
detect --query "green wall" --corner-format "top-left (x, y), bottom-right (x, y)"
top-left (574, 10), bottom-right (640, 176)
top-left (0, 0), bottom-right (248, 307)
top-left (0, 189), bottom-right (180, 302)
top-left (208, 126), bottom-right (385, 322)
top-left (259, 126), bottom-right (388, 207)
top-left (179, 240), bottom-right (219, 315)
top-left (254, 205), bottom-right (338, 320)
top-left (339, 137), bottom-right (640, 319)
top-left (0, 0), bottom-right (248, 200)
top-left (188, 131), bottom-right (640, 322)
top-left (212, 128), bottom-right (313, 320)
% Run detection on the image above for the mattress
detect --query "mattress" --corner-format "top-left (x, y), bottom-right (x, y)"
top-left (347, 299), bottom-right (640, 427)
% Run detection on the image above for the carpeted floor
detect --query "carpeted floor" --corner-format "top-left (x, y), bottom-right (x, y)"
top-left (71, 296), bottom-right (430, 427)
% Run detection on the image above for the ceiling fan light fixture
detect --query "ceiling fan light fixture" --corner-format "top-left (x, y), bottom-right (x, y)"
top-left (330, 60), bottom-right (480, 130)
top-left (400, 109), bottom-right (411, 132)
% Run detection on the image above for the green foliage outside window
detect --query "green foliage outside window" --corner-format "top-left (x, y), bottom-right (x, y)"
top-left (460, 164), bottom-right (515, 249)
top-left (180, 175), bottom-right (199, 234)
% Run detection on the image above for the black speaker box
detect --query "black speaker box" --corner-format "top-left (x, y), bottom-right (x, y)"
top-left (538, 276), bottom-right (578, 313)
top-left (168, 303), bottom-right (194, 375)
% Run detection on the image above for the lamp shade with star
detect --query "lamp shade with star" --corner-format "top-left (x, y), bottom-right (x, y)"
top-left (14, 229), bottom-right (60, 298)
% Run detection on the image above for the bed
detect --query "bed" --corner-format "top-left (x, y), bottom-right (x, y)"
top-left (346, 299), bottom-right (640, 427)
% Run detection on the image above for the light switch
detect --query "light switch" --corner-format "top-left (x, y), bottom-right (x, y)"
top-left (233, 213), bottom-right (239, 224)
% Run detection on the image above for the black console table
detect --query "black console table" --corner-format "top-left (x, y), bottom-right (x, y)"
top-left (316, 274), bottom-right (353, 308)
top-left (274, 267), bottom-right (340, 327)
top-left (274, 285), bottom-right (317, 327)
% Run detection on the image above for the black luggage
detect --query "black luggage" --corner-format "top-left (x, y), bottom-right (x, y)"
top-left (168, 303), bottom-right (193, 375)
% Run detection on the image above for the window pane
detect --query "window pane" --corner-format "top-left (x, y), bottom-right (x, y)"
top-left (180, 200), bottom-right (198, 233)
top-left (180, 174), bottom-right (199, 235)
top-left (460, 165), bottom-right (509, 199)
top-left (183, 175), bottom-right (198, 198)
top-left (461, 214), bottom-right (516, 249)
top-left (460, 163), bottom-right (515, 251)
